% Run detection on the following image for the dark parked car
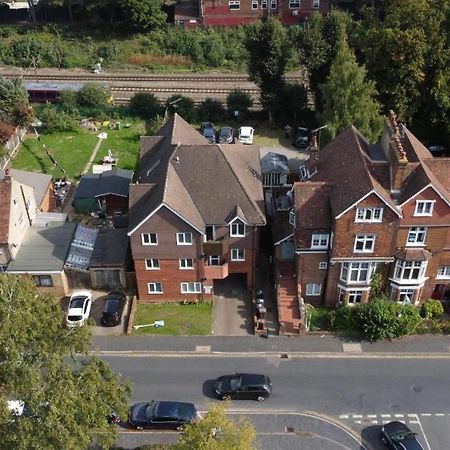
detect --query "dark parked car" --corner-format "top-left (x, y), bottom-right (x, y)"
top-left (200, 122), bottom-right (216, 143)
top-left (218, 126), bottom-right (234, 144)
top-left (101, 291), bottom-right (126, 327)
top-left (293, 127), bottom-right (310, 148)
top-left (214, 373), bottom-right (271, 401)
top-left (380, 421), bottom-right (424, 450)
top-left (427, 144), bottom-right (448, 157)
top-left (128, 400), bottom-right (198, 430)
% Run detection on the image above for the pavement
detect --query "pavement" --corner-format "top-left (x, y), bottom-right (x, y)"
top-left (91, 333), bottom-right (450, 355)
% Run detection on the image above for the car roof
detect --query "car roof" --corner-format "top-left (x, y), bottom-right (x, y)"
top-left (70, 290), bottom-right (91, 298)
top-left (155, 401), bottom-right (196, 420)
top-left (240, 373), bottom-right (268, 385)
top-left (69, 297), bottom-right (87, 309)
top-left (220, 127), bottom-right (232, 132)
top-left (239, 126), bottom-right (254, 133)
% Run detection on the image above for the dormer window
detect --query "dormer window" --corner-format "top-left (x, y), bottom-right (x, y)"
top-left (230, 220), bottom-right (245, 237)
top-left (355, 207), bottom-right (383, 223)
top-left (414, 200), bottom-right (434, 217)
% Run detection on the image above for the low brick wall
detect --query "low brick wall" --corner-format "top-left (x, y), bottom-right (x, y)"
top-left (126, 295), bottom-right (138, 334)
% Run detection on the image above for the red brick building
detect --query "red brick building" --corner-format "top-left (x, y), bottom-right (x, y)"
top-left (273, 112), bottom-right (450, 332)
top-left (174, 0), bottom-right (329, 26)
top-left (128, 114), bottom-right (266, 302)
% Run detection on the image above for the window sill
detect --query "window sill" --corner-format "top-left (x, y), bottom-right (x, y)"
top-left (145, 268), bottom-right (160, 271)
top-left (176, 243), bottom-right (193, 246)
top-left (179, 267), bottom-right (194, 270)
top-left (405, 243), bottom-right (426, 247)
top-left (148, 292), bottom-right (164, 295)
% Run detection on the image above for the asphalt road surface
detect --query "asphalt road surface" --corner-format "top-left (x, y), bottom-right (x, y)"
top-left (101, 354), bottom-right (450, 449)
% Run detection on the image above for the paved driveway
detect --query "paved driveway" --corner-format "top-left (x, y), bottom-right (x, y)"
top-left (212, 274), bottom-right (254, 336)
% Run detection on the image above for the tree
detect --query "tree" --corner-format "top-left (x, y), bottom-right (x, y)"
top-left (226, 89), bottom-right (253, 118)
top-left (165, 95), bottom-right (196, 122)
top-left (175, 401), bottom-right (257, 450)
top-left (76, 82), bottom-right (111, 107)
top-left (245, 18), bottom-right (291, 112)
top-left (0, 78), bottom-right (32, 126)
top-left (122, 0), bottom-right (167, 32)
top-left (129, 92), bottom-right (162, 119)
top-left (271, 82), bottom-right (312, 127)
top-left (320, 38), bottom-right (383, 142)
top-left (0, 275), bottom-right (131, 450)
top-left (196, 98), bottom-right (225, 123)
top-left (39, 105), bottom-right (79, 132)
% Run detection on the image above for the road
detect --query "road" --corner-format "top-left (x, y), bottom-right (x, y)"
top-left (101, 353), bottom-right (450, 449)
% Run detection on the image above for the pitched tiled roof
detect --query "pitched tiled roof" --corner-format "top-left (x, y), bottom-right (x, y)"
top-left (395, 248), bottom-right (432, 261)
top-left (128, 114), bottom-right (265, 234)
top-left (401, 127), bottom-right (434, 162)
top-left (423, 158), bottom-right (450, 194)
top-left (294, 181), bottom-right (332, 229)
top-left (0, 180), bottom-right (11, 244)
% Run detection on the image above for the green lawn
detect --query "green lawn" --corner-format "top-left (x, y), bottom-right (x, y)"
top-left (132, 303), bottom-right (213, 336)
top-left (12, 119), bottom-right (144, 181)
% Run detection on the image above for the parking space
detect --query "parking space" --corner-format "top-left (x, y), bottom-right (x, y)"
top-left (60, 291), bottom-right (130, 336)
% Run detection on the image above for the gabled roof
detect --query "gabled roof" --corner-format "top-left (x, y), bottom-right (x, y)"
top-left (0, 180), bottom-right (11, 244)
top-left (128, 114), bottom-right (266, 235)
top-left (294, 182), bottom-right (332, 229)
top-left (401, 127), bottom-right (434, 162)
top-left (10, 169), bottom-right (52, 208)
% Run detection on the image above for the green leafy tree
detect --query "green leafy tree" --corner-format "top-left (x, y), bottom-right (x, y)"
top-left (175, 401), bottom-right (257, 450)
top-left (122, 0), bottom-right (167, 31)
top-left (272, 82), bottom-right (312, 127)
top-left (196, 98), bottom-right (225, 123)
top-left (0, 275), bottom-right (131, 450)
top-left (245, 18), bottom-right (291, 112)
top-left (165, 95), bottom-right (196, 122)
top-left (76, 82), bottom-right (111, 108)
top-left (226, 89), bottom-right (253, 118)
top-left (369, 271), bottom-right (386, 300)
top-left (129, 92), bottom-right (162, 120)
top-left (320, 38), bottom-right (383, 142)
top-left (420, 299), bottom-right (444, 320)
top-left (0, 78), bottom-right (32, 126)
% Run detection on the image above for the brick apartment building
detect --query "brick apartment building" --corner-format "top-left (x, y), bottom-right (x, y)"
top-left (127, 114), bottom-right (266, 302)
top-left (175, 0), bottom-right (328, 27)
top-left (273, 112), bottom-right (450, 331)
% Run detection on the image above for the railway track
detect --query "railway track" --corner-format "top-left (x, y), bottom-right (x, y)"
top-left (110, 86), bottom-right (260, 94)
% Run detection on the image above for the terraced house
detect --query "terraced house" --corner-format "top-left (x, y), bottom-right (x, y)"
top-left (128, 114), bottom-right (266, 302)
top-left (274, 112), bottom-right (450, 333)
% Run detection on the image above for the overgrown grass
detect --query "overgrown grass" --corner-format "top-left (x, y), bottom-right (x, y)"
top-left (12, 118), bottom-right (143, 180)
top-left (133, 303), bottom-right (213, 336)
top-left (308, 307), bottom-right (332, 332)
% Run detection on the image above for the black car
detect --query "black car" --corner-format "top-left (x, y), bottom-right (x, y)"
top-left (129, 400), bottom-right (197, 431)
top-left (380, 421), bottom-right (424, 450)
top-left (218, 127), bottom-right (234, 144)
top-left (293, 127), bottom-right (310, 148)
top-left (427, 144), bottom-right (448, 157)
top-left (200, 122), bottom-right (216, 143)
top-left (214, 373), bottom-right (272, 401)
top-left (101, 291), bottom-right (126, 327)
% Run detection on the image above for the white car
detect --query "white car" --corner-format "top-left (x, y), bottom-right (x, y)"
top-left (66, 290), bottom-right (92, 327)
top-left (237, 126), bottom-right (255, 144)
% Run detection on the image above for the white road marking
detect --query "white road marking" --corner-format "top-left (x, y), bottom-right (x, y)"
top-left (407, 414), bottom-right (416, 417)
top-left (394, 414), bottom-right (404, 418)
top-left (367, 414), bottom-right (377, 418)
top-left (421, 413), bottom-right (432, 416)
top-left (381, 414), bottom-right (391, 418)
top-left (415, 416), bottom-right (432, 450)
top-left (355, 420), bottom-right (361, 424)
top-left (435, 413), bottom-right (445, 416)
top-left (353, 414), bottom-right (362, 418)
top-left (371, 420), bottom-right (378, 424)
top-left (339, 414), bottom-right (349, 419)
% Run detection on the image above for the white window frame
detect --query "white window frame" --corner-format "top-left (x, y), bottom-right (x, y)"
top-left (141, 233), bottom-right (158, 246)
top-left (289, 210), bottom-right (296, 226)
top-left (176, 232), bottom-right (193, 245)
top-left (340, 262), bottom-right (376, 284)
top-left (414, 200), bottom-right (435, 217)
top-left (406, 227), bottom-right (427, 246)
top-left (312, 0), bottom-right (320, 8)
top-left (145, 258), bottom-right (160, 270)
top-left (231, 248), bottom-right (245, 261)
top-left (229, 0), bottom-right (240, 9)
top-left (305, 283), bottom-right (321, 296)
top-left (251, 0), bottom-right (258, 9)
top-left (179, 258), bottom-right (194, 269)
top-left (148, 282), bottom-right (163, 294)
top-left (437, 266), bottom-right (450, 279)
top-left (229, 221), bottom-right (245, 237)
top-left (261, 0), bottom-right (267, 8)
top-left (355, 207), bottom-right (383, 223)
top-left (318, 262), bottom-right (328, 269)
top-left (347, 290), bottom-right (363, 305)
top-left (354, 234), bottom-right (375, 253)
top-left (208, 255), bottom-right (221, 266)
top-left (391, 287), bottom-right (416, 304)
top-left (393, 260), bottom-right (427, 281)
top-left (270, 0), bottom-right (277, 8)
top-left (311, 233), bottom-right (329, 249)
top-left (180, 282), bottom-right (202, 293)
top-left (288, 0), bottom-right (300, 8)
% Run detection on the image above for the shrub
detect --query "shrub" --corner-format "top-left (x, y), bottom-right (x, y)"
top-left (330, 305), bottom-right (354, 331)
top-left (39, 105), bottom-right (79, 133)
top-left (165, 95), bottom-right (196, 122)
top-left (59, 89), bottom-right (78, 108)
top-left (226, 89), bottom-right (253, 118)
top-left (76, 82), bottom-right (111, 108)
top-left (128, 93), bottom-right (162, 120)
top-left (196, 98), bottom-right (225, 122)
top-left (420, 299), bottom-right (444, 320)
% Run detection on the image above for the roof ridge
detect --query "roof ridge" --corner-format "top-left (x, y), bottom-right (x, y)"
top-left (350, 126), bottom-right (377, 191)
top-left (219, 144), bottom-right (266, 224)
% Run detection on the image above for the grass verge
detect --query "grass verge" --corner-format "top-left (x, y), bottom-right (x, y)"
top-left (133, 303), bottom-right (213, 336)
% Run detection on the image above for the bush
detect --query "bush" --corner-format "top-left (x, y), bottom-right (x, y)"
top-left (128, 93), bottom-right (162, 120)
top-left (420, 299), bottom-right (444, 320)
top-left (226, 89), bottom-right (253, 118)
top-left (39, 105), bottom-right (79, 133)
top-left (307, 306), bottom-right (332, 331)
top-left (330, 306), bottom-right (354, 332)
top-left (165, 95), bottom-right (196, 122)
top-left (59, 89), bottom-right (78, 109)
top-left (196, 98), bottom-right (225, 122)
top-left (76, 83), bottom-right (111, 108)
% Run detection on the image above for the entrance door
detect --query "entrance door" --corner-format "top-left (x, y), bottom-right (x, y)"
top-left (281, 238), bottom-right (295, 260)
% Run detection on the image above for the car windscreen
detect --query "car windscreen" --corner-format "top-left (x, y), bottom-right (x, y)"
top-left (105, 298), bottom-right (120, 313)
top-left (70, 297), bottom-right (86, 308)
top-left (144, 402), bottom-right (157, 420)
top-left (203, 128), bottom-right (214, 137)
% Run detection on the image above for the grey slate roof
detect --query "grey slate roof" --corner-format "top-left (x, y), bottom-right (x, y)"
top-left (74, 168), bottom-right (133, 200)
top-left (7, 222), bottom-right (76, 273)
top-left (9, 169), bottom-right (52, 208)
top-left (90, 228), bottom-right (129, 268)
top-left (129, 114), bottom-right (266, 234)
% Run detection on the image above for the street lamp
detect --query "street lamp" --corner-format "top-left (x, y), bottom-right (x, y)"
top-left (165, 97), bottom-right (183, 121)
top-left (311, 125), bottom-right (328, 147)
